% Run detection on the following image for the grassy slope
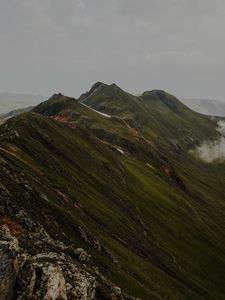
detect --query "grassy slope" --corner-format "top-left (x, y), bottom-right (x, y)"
top-left (0, 87), bottom-right (225, 299)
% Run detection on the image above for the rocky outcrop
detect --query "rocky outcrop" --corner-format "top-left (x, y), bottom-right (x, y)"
top-left (16, 258), bottom-right (97, 300)
top-left (0, 226), bottom-right (23, 300)
top-left (0, 224), bottom-right (97, 300)
top-left (79, 82), bottom-right (105, 102)
top-left (0, 220), bottom-right (130, 300)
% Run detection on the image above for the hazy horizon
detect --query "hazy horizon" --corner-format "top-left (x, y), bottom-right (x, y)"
top-left (0, 89), bottom-right (224, 104)
top-left (1, 0), bottom-right (225, 101)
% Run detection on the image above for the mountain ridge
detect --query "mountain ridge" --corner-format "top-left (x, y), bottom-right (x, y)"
top-left (1, 83), bottom-right (225, 299)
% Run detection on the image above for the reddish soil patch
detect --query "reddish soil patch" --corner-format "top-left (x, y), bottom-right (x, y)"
top-left (53, 111), bottom-right (73, 123)
top-left (0, 216), bottom-right (22, 235)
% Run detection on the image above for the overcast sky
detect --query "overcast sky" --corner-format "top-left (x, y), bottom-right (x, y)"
top-left (0, 0), bottom-right (225, 100)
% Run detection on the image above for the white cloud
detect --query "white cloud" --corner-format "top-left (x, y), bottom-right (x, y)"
top-left (192, 121), bottom-right (225, 163)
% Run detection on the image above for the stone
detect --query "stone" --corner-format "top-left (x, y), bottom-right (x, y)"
top-left (72, 248), bottom-right (90, 262)
top-left (112, 286), bottom-right (121, 296)
top-left (0, 223), bottom-right (123, 300)
top-left (0, 225), bottom-right (24, 300)
top-left (0, 242), bottom-right (18, 299)
top-left (43, 264), bottom-right (67, 300)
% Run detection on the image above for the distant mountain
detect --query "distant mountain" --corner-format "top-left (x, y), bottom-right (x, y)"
top-left (0, 106), bottom-right (33, 124)
top-left (180, 98), bottom-right (225, 116)
top-left (1, 83), bottom-right (225, 299)
top-left (0, 92), bottom-right (45, 114)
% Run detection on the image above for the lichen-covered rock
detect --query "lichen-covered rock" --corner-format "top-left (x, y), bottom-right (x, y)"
top-left (0, 241), bottom-right (18, 300)
top-left (0, 226), bottom-right (26, 300)
top-left (68, 247), bottom-right (90, 262)
top-left (112, 286), bottom-right (122, 296)
top-left (42, 265), bottom-right (67, 300)
top-left (68, 266), bottom-right (96, 300)
top-left (0, 222), bottom-right (126, 300)
top-left (0, 225), bottom-right (98, 300)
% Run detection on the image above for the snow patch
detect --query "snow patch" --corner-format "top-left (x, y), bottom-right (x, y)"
top-left (146, 163), bottom-right (155, 170)
top-left (80, 102), bottom-right (111, 118)
top-left (116, 148), bottom-right (124, 155)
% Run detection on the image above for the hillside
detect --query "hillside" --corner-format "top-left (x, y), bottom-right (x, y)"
top-left (79, 84), bottom-right (218, 148)
top-left (1, 84), bottom-right (225, 300)
top-left (181, 98), bottom-right (225, 116)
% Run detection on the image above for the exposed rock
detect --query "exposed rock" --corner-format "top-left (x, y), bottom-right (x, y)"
top-left (0, 226), bottom-right (25, 300)
top-left (0, 241), bottom-right (18, 299)
top-left (74, 247), bottom-right (85, 256)
top-left (77, 224), bottom-right (101, 251)
top-left (0, 224), bottom-right (98, 300)
top-left (79, 82), bottom-right (105, 102)
top-left (112, 286), bottom-right (122, 296)
top-left (0, 217), bottom-right (129, 300)
top-left (68, 268), bottom-right (96, 300)
top-left (70, 248), bottom-right (90, 262)
top-left (102, 246), bottom-right (119, 264)
top-left (42, 265), bottom-right (67, 300)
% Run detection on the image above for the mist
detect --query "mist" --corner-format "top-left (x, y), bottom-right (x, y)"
top-left (192, 121), bottom-right (225, 163)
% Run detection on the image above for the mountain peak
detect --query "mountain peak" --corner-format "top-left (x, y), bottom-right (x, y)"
top-left (32, 94), bottom-right (76, 116)
top-left (49, 93), bottom-right (64, 100)
top-left (141, 89), bottom-right (185, 114)
top-left (142, 89), bottom-right (168, 98)
top-left (79, 82), bottom-right (106, 101)
top-left (89, 81), bottom-right (106, 93)
top-left (79, 82), bottom-right (126, 102)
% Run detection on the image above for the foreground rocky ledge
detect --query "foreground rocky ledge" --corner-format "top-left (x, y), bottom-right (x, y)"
top-left (0, 217), bottom-right (133, 300)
